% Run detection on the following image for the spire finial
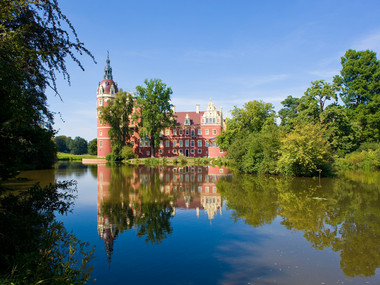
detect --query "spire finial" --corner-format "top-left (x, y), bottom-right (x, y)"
top-left (104, 52), bottom-right (113, 80)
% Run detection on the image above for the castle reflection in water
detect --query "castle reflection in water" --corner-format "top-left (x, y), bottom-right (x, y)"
top-left (96, 164), bottom-right (231, 261)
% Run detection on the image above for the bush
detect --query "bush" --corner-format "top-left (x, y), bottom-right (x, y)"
top-left (277, 122), bottom-right (333, 176)
top-left (121, 146), bottom-right (137, 160)
top-left (334, 148), bottom-right (380, 171)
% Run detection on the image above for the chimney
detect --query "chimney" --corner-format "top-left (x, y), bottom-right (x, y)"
top-left (196, 104), bottom-right (200, 113)
top-left (172, 105), bottom-right (176, 113)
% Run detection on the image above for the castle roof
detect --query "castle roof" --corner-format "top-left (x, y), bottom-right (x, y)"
top-left (98, 79), bottom-right (118, 94)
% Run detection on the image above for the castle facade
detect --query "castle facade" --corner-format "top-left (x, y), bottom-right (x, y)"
top-left (96, 55), bottom-right (225, 158)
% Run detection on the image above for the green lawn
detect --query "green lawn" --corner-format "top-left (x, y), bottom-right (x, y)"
top-left (57, 152), bottom-right (98, 161)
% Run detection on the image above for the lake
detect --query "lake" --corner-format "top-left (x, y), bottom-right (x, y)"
top-left (20, 162), bottom-right (380, 285)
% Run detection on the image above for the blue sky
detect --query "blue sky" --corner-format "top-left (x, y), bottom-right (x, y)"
top-left (48, 0), bottom-right (380, 141)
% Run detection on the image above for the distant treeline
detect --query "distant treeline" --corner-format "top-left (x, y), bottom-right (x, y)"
top-left (54, 136), bottom-right (97, 155)
top-left (217, 49), bottom-right (380, 176)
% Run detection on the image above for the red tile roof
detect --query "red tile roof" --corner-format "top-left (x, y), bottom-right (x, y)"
top-left (174, 112), bottom-right (203, 126)
top-left (98, 79), bottom-right (118, 95)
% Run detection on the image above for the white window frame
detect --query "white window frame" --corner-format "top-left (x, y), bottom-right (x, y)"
top-left (205, 129), bottom-right (209, 135)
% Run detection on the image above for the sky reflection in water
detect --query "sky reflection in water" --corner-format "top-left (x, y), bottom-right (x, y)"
top-left (27, 162), bottom-right (380, 285)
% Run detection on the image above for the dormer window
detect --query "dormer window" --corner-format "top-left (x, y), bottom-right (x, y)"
top-left (184, 114), bottom-right (190, 126)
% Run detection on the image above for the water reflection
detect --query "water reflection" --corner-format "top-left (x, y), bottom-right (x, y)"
top-left (97, 164), bottom-right (231, 262)
top-left (217, 172), bottom-right (380, 278)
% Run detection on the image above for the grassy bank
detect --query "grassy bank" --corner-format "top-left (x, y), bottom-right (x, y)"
top-left (124, 156), bottom-right (229, 167)
top-left (57, 152), bottom-right (97, 161)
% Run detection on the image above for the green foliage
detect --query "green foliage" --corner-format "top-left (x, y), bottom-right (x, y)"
top-left (334, 49), bottom-right (380, 108)
top-left (217, 100), bottom-right (275, 151)
top-left (121, 146), bottom-right (137, 160)
top-left (98, 90), bottom-right (134, 156)
top-left (70, 136), bottom-right (88, 155)
top-left (1, 126), bottom-right (57, 179)
top-left (334, 143), bottom-right (380, 171)
top-left (0, 0), bottom-right (93, 179)
top-left (278, 95), bottom-right (300, 129)
top-left (88, 138), bottom-right (97, 155)
top-left (334, 49), bottom-right (380, 142)
top-left (55, 136), bottom-right (71, 153)
top-left (135, 79), bottom-right (176, 157)
top-left (106, 152), bottom-right (122, 162)
top-left (277, 122), bottom-right (333, 176)
top-left (0, 181), bottom-right (94, 284)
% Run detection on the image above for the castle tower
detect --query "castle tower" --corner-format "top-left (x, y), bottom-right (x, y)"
top-left (97, 53), bottom-right (118, 157)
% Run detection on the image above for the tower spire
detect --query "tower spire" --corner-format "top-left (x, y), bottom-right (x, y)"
top-left (104, 51), bottom-right (113, 80)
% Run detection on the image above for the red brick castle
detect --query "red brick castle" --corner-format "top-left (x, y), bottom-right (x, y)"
top-left (97, 55), bottom-right (226, 158)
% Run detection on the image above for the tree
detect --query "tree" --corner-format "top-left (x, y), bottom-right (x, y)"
top-left (278, 95), bottom-right (300, 129)
top-left (334, 49), bottom-right (380, 142)
top-left (88, 138), bottom-right (97, 155)
top-left (217, 100), bottom-right (275, 150)
top-left (55, 135), bottom-right (70, 153)
top-left (98, 90), bottom-right (134, 158)
top-left (70, 137), bottom-right (88, 155)
top-left (334, 49), bottom-right (380, 108)
top-left (277, 122), bottom-right (333, 176)
top-left (135, 79), bottom-right (175, 157)
top-left (0, 0), bottom-right (94, 179)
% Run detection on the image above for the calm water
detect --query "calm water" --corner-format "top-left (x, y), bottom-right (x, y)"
top-left (20, 162), bottom-right (380, 285)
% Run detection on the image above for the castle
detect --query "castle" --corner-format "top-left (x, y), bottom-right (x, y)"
top-left (96, 55), bottom-right (226, 158)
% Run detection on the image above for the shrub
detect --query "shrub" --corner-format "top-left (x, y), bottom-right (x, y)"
top-left (121, 146), bottom-right (137, 160)
top-left (277, 122), bottom-right (333, 176)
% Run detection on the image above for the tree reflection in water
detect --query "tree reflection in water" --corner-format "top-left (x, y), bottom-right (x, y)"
top-left (97, 164), bottom-right (229, 263)
top-left (217, 172), bottom-right (380, 278)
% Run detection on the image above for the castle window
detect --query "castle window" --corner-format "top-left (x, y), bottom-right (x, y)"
top-left (185, 129), bottom-right (189, 135)
top-left (191, 129), bottom-right (195, 136)
top-left (205, 129), bottom-right (209, 135)
top-left (159, 149), bottom-right (163, 154)
top-left (206, 141), bottom-right (209, 147)
top-left (179, 149), bottom-right (183, 154)
top-left (173, 129), bottom-right (177, 136)
top-left (99, 140), bottom-right (103, 147)
top-left (190, 140), bottom-right (194, 147)
top-left (213, 129), bottom-right (217, 135)
top-left (179, 140), bottom-right (183, 147)
top-left (173, 140), bottom-right (177, 147)
top-left (99, 99), bottom-right (103, 106)
top-left (160, 140), bottom-right (163, 147)
top-left (173, 149), bottom-right (177, 154)
top-left (197, 140), bottom-right (202, 147)
top-left (198, 149), bottom-right (202, 154)
top-left (166, 140), bottom-right (170, 147)
top-left (191, 149), bottom-right (195, 154)
top-left (166, 129), bottom-right (170, 135)
top-left (185, 140), bottom-right (189, 147)
top-left (99, 130), bottom-right (102, 136)
top-left (198, 129), bottom-right (202, 135)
